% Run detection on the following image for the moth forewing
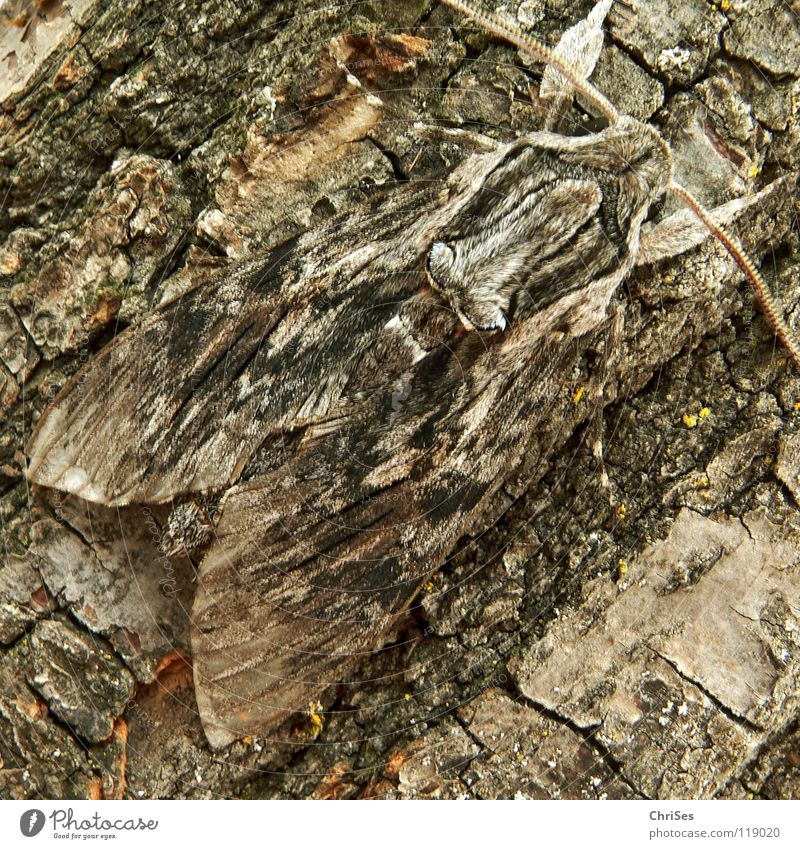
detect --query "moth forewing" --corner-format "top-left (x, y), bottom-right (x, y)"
top-left (191, 321), bottom-right (584, 748)
top-left (25, 190), bottom-right (437, 507)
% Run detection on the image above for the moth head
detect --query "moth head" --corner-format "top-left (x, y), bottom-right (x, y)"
top-left (558, 117), bottom-right (672, 243)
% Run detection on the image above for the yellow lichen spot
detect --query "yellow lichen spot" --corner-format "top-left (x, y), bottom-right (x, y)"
top-left (422, 580), bottom-right (435, 592)
top-left (763, 455), bottom-right (774, 466)
top-left (572, 385), bottom-right (584, 405)
top-left (404, 693), bottom-right (412, 701)
top-left (306, 701), bottom-right (324, 738)
top-left (698, 407), bottom-right (711, 419)
top-left (615, 503), bottom-right (627, 520)
top-left (683, 413), bottom-right (698, 428)
top-left (241, 736), bottom-right (251, 745)
top-left (618, 559), bottom-right (628, 577)
top-left (793, 401), bottom-right (800, 411)
top-left (721, 0), bottom-right (731, 11)
top-left (693, 474), bottom-right (709, 489)
top-left (747, 163), bottom-right (758, 178)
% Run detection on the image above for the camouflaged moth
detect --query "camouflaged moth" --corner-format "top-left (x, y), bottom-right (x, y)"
top-left (25, 0), bottom-right (799, 748)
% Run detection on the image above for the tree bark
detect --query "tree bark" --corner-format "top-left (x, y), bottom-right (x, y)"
top-left (1, 0), bottom-right (798, 799)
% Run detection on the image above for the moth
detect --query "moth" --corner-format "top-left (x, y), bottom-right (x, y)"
top-left (24, 0), bottom-right (799, 749)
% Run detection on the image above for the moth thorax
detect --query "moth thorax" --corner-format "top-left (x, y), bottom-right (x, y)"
top-left (610, 116), bottom-right (673, 210)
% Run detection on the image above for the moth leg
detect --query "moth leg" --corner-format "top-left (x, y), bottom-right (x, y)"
top-left (588, 304), bottom-right (624, 507)
top-left (161, 498), bottom-right (218, 557)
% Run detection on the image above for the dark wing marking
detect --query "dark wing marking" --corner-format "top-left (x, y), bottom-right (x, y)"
top-left (26, 189), bottom-right (437, 506)
top-left (191, 329), bottom-right (583, 748)
top-left (27, 241), bottom-right (297, 505)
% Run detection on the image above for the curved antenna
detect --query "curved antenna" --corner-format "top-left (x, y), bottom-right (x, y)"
top-left (670, 182), bottom-right (800, 367)
top-left (441, 0), bottom-right (800, 368)
top-left (442, 0), bottom-right (620, 123)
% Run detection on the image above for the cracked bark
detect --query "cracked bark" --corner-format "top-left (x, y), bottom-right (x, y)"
top-left (1, 0), bottom-right (799, 799)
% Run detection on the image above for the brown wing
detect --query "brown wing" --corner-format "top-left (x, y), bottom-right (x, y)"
top-left (25, 192), bottom-right (431, 507)
top-left (191, 330), bottom-right (580, 748)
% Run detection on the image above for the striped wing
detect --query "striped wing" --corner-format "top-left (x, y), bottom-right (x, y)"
top-left (191, 331), bottom-right (581, 747)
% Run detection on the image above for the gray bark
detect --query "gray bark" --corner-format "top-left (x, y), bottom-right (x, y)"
top-left (1, 0), bottom-right (799, 799)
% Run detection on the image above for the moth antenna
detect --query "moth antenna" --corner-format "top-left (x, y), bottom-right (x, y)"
top-left (669, 180), bottom-right (800, 369)
top-left (445, 1), bottom-right (799, 368)
top-left (441, 0), bottom-right (620, 124)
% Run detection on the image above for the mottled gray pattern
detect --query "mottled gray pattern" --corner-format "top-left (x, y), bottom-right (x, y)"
top-left (27, 114), bottom-right (673, 747)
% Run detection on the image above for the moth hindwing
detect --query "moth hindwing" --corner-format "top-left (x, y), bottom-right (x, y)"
top-left (24, 0), bottom-right (794, 749)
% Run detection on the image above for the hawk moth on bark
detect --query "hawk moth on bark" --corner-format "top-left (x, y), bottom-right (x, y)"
top-left (24, 0), bottom-right (799, 750)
